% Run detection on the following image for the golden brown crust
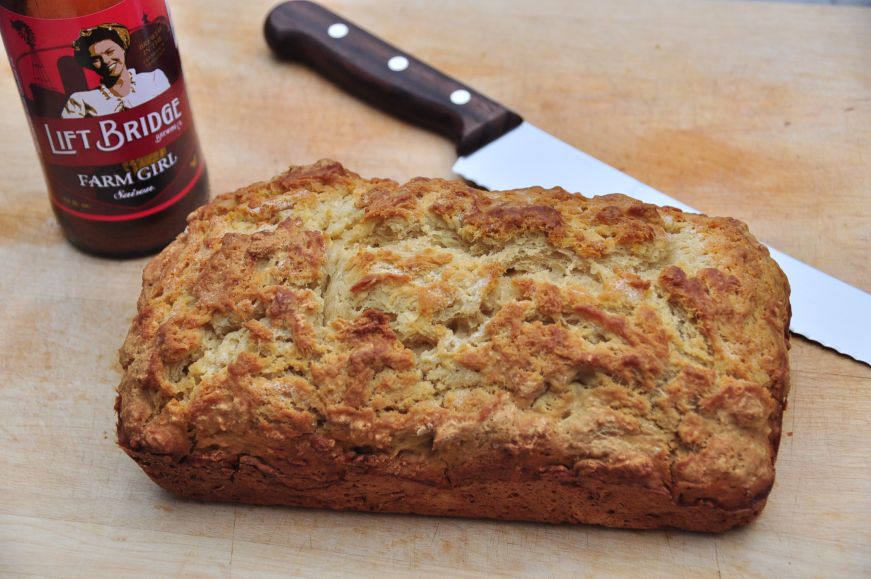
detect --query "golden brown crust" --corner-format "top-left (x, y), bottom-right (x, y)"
top-left (116, 160), bottom-right (791, 532)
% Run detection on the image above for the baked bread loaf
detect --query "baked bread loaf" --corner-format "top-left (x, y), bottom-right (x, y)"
top-left (116, 160), bottom-right (790, 532)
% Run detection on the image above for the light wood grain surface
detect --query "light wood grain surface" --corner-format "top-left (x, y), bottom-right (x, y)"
top-left (1, 1), bottom-right (869, 577)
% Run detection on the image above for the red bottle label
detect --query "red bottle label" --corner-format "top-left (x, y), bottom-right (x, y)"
top-left (0, 0), bottom-right (204, 221)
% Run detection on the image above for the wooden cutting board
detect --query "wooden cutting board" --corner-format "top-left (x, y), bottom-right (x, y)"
top-left (1, 0), bottom-right (869, 576)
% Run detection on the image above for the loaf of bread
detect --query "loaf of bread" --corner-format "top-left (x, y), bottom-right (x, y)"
top-left (116, 160), bottom-right (790, 532)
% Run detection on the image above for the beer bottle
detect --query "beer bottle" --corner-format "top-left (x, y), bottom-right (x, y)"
top-left (0, 0), bottom-right (209, 257)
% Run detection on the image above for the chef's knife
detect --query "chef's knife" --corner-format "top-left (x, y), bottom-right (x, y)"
top-left (265, 0), bottom-right (871, 365)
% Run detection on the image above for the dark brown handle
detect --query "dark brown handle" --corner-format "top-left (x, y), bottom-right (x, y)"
top-left (264, 1), bottom-right (522, 155)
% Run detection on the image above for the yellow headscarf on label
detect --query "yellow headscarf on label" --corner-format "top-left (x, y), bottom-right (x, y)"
top-left (72, 23), bottom-right (131, 68)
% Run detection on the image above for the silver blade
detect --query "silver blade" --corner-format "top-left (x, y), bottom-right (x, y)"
top-left (453, 122), bottom-right (871, 365)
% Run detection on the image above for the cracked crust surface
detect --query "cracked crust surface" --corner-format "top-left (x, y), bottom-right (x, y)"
top-left (116, 160), bottom-right (791, 532)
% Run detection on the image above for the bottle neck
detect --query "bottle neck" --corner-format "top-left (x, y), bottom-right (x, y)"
top-left (0, 0), bottom-right (126, 18)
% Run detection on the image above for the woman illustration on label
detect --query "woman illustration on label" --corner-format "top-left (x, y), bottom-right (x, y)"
top-left (62, 23), bottom-right (169, 118)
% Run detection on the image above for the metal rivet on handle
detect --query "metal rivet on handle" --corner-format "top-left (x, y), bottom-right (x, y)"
top-left (327, 23), bottom-right (349, 38)
top-left (387, 56), bottom-right (409, 71)
top-left (450, 89), bottom-right (471, 105)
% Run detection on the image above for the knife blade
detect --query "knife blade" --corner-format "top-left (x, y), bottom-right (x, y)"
top-left (265, 1), bottom-right (871, 365)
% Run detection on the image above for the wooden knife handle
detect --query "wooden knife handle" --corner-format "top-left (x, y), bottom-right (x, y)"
top-left (264, 1), bottom-right (522, 155)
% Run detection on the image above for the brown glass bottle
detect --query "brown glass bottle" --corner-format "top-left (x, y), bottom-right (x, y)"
top-left (0, 0), bottom-right (209, 257)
